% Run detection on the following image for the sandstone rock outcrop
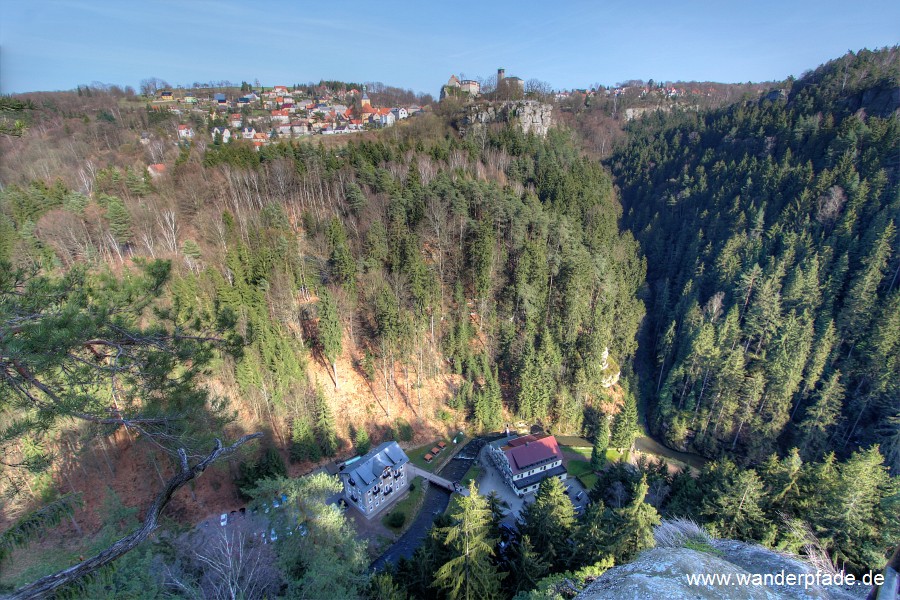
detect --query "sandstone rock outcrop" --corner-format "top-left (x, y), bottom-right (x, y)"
top-left (576, 542), bottom-right (868, 600)
top-left (459, 100), bottom-right (553, 137)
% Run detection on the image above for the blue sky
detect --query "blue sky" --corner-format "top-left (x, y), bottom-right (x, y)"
top-left (1, 0), bottom-right (898, 95)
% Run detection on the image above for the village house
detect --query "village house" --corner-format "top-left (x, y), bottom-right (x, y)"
top-left (177, 124), bottom-right (194, 139)
top-left (378, 108), bottom-right (395, 127)
top-left (391, 107), bottom-right (408, 120)
top-left (252, 131), bottom-right (269, 149)
top-left (230, 114), bottom-right (243, 128)
top-left (147, 163), bottom-right (166, 178)
top-left (211, 127), bottom-right (231, 143)
top-left (241, 126), bottom-right (256, 139)
top-left (339, 441), bottom-right (410, 518)
top-left (270, 109), bottom-right (290, 124)
top-left (487, 434), bottom-right (567, 497)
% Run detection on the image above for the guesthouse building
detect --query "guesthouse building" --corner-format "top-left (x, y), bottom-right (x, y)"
top-left (339, 441), bottom-right (410, 518)
top-left (487, 434), bottom-right (567, 497)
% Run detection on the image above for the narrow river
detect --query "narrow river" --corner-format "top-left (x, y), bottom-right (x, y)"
top-left (633, 436), bottom-right (709, 471)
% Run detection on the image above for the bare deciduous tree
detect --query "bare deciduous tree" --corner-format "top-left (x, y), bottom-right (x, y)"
top-left (159, 210), bottom-right (179, 254)
top-left (167, 527), bottom-right (281, 600)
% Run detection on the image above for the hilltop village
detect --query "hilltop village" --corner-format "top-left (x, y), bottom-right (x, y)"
top-left (149, 83), bottom-right (424, 148)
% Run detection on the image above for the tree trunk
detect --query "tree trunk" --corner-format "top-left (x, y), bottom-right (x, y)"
top-left (332, 361), bottom-right (338, 390)
top-left (7, 435), bottom-right (261, 600)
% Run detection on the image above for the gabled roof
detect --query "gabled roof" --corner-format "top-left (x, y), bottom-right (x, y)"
top-left (502, 435), bottom-right (562, 475)
top-left (344, 441), bottom-right (409, 490)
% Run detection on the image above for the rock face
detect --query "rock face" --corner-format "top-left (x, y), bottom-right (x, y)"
top-left (577, 542), bottom-right (868, 600)
top-left (460, 100), bottom-right (553, 137)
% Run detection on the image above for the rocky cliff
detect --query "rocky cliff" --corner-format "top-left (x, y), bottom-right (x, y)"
top-left (459, 100), bottom-right (553, 137)
top-left (576, 521), bottom-right (870, 600)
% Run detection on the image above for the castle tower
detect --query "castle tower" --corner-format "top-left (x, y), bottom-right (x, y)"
top-left (497, 68), bottom-right (505, 85)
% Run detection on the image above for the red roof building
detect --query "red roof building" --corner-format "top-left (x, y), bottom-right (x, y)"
top-left (488, 434), bottom-right (567, 496)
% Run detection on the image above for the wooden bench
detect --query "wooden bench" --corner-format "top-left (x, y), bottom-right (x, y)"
top-left (424, 453), bottom-right (434, 462)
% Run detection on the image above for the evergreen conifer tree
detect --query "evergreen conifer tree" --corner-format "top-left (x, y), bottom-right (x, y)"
top-left (314, 385), bottom-right (338, 456)
top-left (519, 476), bottom-right (575, 570)
top-left (506, 535), bottom-right (549, 595)
top-left (605, 475), bottom-right (661, 563)
top-left (317, 288), bottom-right (342, 389)
top-left (355, 426), bottom-right (371, 455)
top-left (290, 417), bottom-right (321, 462)
top-left (433, 482), bottom-right (504, 600)
top-left (611, 390), bottom-right (639, 449)
top-left (591, 416), bottom-right (610, 469)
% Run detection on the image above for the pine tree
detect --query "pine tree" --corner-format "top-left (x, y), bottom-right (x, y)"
top-left (570, 500), bottom-right (612, 569)
top-left (355, 426), bottom-right (371, 455)
top-left (433, 482), bottom-right (504, 600)
top-left (290, 417), bottom-right (321, 462)
top-left (317, 289), bottom-right (342, 389)
top-left (519, 476), bottom-right (575, 569)
top-left (605, 475), bottom-right (661, 563)
top-left (703, 466), bottom-right (767, 540)
top-left (506, 535), bottom-right (549, 595)
top-left (796, 370), bottom-right (843, 459)
top-left (591, 416), bottom-right (610, 469)
top-left (611, 389), bottom-right (639, 449)
top-left (314, 385), bottom-right (338, 456)
top-left (326, 217), bottom-right (356, 290)
top-left (819, 445), bottom-right (899, 571)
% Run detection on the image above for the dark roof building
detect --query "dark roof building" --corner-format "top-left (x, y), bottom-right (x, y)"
top-left (339, 441), bottom-right (410, 518)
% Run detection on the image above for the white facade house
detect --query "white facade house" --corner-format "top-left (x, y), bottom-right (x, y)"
top-left (211, 127), bottom-right (231, 143)
top-left (379, 111), bottom-right (396, 127)
top-left (487, 434), bottom-right (567, 497)
top-left (391, 107), bottom-right (408, 120)
top-left (177, 124), bottom-right (194, 139)
top-left (241, 127), bottom-right (257, 139)
top-left (340, 441), bottom-right (410, 518)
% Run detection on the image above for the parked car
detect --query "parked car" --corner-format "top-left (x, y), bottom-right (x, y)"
top-left (219, 513), bottom-right (228, 527)
top-left (270, 529), bottom-right (278, 542)
top-left (272, 497), bottom-right (280, 509)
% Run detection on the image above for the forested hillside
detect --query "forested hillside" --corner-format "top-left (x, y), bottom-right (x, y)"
top-left (1, 48), bottom-right (898, 597)
top-left (614, 48), bottom-right (900, 469)
top-left (0, 84), bottom-right (646, 592)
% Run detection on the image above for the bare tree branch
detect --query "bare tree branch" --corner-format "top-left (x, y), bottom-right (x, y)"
top-left (3, 433), bottom-right (262, 600)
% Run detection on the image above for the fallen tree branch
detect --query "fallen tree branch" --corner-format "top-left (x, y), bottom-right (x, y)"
top-left (3, 433), bottom-right (262, 600)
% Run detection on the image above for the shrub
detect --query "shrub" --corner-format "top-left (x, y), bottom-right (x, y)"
top-left (394, 418), bottom-right (413, 442)
top-left (385, 512), bottom-right (406, 529)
